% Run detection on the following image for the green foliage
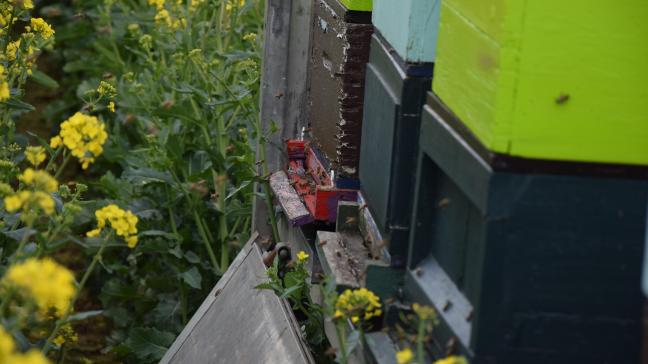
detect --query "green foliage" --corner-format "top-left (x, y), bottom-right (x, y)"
top-left (0, 0), bottom-right (266, 362)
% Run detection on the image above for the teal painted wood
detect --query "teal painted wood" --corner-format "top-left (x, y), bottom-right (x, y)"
top-left (372, 0), bottom-right (440, 63)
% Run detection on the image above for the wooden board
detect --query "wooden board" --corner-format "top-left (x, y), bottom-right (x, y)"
top-left (315, 231), bottom-right (369, 289)
top-left (254, 0), bottom-right (314, 239)
top-left (161, 233), bottom-right (313, 364)
top-left (270, 170), bottom-right (314, 226)
top-left (372, 0), bottom-right (440, 63)
top-left (432, 0), bottom-right (648, 166)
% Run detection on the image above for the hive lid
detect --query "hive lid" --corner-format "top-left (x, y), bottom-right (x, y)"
top-left (161, 233), bottom-right (313, 364)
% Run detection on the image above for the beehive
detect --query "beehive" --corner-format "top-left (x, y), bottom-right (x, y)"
top-left (308, 0), bottom-right (373, 180)
top-left (432, 0), bottom-right (648, 165)
top-left (359, 34), bottom-right (432, 266)
top-left (339, 0), bottom-right (371, 12)
top-left (372, 0), bottom-right (440, 63)
top-left (405, 94), bottom-right (648, 363)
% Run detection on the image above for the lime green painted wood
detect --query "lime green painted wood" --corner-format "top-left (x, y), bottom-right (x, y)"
top-left (432, 0), bottom-right (648, 165)
top-left (339, 0), bottom-right (372, 12)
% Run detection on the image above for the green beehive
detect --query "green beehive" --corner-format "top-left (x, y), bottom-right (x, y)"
top-left (339, 0), bottom-right (372, 11)
top-left (432, 0), bottom-right (648, 166)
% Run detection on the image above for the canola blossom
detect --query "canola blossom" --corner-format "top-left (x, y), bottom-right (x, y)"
top-left (86, 204), bottom-right (139, 248)
top-left (9, 0), bottom-right (34, 10)
top-left (29, 18), bottom-right (54, 39)
top-left (395, 348), bottom-right (414, 364)
top-left (434, 356), bottom-right (469, 364)
top-left (19, 168), bottom-right (57, 193)
top-left (296, 251), bottom-right (309, 262)
top-left (225, 0), bottom-right (245, 11)
top-left (334, 288), bottom-right (382, 323)
top-left (50, 112), bottom-right (108, 169)
top-left (24, 146), bottom-right (46, 167)
top-left (0, 327), bottom-right (51, 363)
top-left (3, 169), bottom-right (58, 216)
top-left (2, 258), bottom-right (75, 316)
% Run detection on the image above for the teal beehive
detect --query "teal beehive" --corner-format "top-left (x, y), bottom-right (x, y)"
top-left (372, 0), bottom-right (440, 63)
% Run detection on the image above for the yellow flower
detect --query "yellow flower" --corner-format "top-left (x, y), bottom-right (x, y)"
top-left (188, 0), bottom-right (205, 11)
top-left (24, 146), bottom-right (46, 167)
top-left (2, 258), bottom-right (75, 316)
top-left (87, 204), bottom-right (139, 248)
top-left (52, 112), bottom-right (108, 169)
top-left (6, 40), bottom-right (20, 62)
top-left (0, 326), bottom-right (15, 358)
top-left (10, 0), bottom-right (34, 9)
top-left (108, 101), bottom-right (115, 112)
top-left (412, 303), bottom-right (437, 321)
top-left (433, 356), bottom-right (469, 364)
top-left (0, 81), bottom-right (9, 102)
top-left (334, 288), bottom-right (381, 323)
top-left (396, 348), bottom-right (414, 364)
top-left (49, 136), bottom-right (62, 148)
top-left (296, 251), bottom-right (309, 262)
top-left (53, 324), bottom-right (77, 347)
top-left (6, 350), bottom-right (51, 364)
top-left (148, 0), bottom-right (165, 10)
top-left (29, 18), bottom-right (55, 39)
top-left (243, 33), bottom-right (256, 42)
top-left (96, 81), bottom-right (116, 99)
top-left (3, 191), bottom-right (55, 216)
top-left (225, 0), bottom-right (245, 11)
top-left (19, 168), bottom-right (57, 193)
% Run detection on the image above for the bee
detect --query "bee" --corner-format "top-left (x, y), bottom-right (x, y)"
top-left (465, 309), bottom-right (473, 322)
top-left (437, 198), bottom-right (451, 208)
top-left (318, 240), bottom-right (328, 246)
top-left (555, 93), bottom-right (570, 105)
top-left (275, 90), bottom-right (284, 99)
top-left (345, 216), bottom-right (357, 225)
top-left (415, 267), bottom-right (424, 277)
top-left (443, 300), bottom-right (453, 312)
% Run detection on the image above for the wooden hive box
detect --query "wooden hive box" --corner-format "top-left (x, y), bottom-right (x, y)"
top-left (308, 0), bottom-right (373, 182)
top-left (359, 34), bottom-right (432, 266)
top-left (405, 94), bottom-right (648, 363)
top-left (372, 0), bottom-right (440, 63)
top-left (432, 1), bottom-right (648, 166)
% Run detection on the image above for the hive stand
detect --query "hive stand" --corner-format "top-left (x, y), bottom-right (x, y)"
top-left (405, 94), bottom-right (648, 364)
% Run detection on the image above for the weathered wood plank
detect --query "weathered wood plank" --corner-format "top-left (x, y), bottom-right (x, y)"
top-left (161, 232), bottom-right (313, 364)
top-left (253, 0), bottom-right (314, 239)
top-left (270, 170), bottom-right (314, 226)
top-left (316, 230), bottom-right (369, 289)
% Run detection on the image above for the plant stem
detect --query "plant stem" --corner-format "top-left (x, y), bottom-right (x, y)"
top-left (417, 320), bottom-right (425, 363)
top-left (54, 153), bottom-right (72, 180)
top-left (334, 321), bottom-right (349, 364)
top-left (10, 220), bottom-right (34, 264)
top-left (43, 233), bottom-right (112, 355)
top-left (257, 133), bottom-right (280, 243)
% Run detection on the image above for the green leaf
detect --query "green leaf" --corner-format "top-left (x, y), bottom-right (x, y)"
top-left (4, 98), bottom-right (35, 112)
top-left (179, 267), bottom-right (202, 289)
top-left (29, 70), bottom-right (59, 89)
top-left (122, 168), bottom-right (174, 186)
top-left (68, 310), bottom-right (104, 322)
top-left (125, 327), bottom-right (176, 361)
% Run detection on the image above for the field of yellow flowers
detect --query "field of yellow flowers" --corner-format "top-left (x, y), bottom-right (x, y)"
top-left (0, 0), bottom-right (262, 362)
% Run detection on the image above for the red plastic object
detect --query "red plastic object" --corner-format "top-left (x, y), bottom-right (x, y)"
top-left (285, 140), bottom-right (357, 223)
